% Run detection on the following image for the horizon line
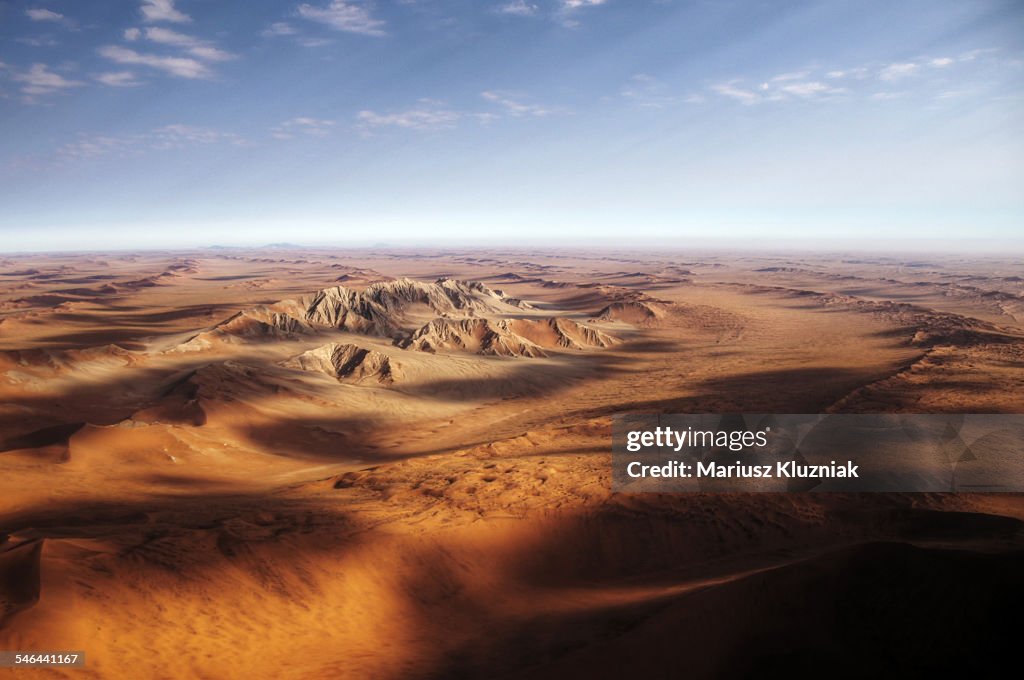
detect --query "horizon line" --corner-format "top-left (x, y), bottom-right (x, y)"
top-left (4, 236), bottom-right (1024, 257)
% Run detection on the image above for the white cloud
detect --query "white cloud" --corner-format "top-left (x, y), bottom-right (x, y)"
top-left (771, 71), bottom-right (810, 82)
top-left (480, 90), bottom-right (554, 116)
top-left (98, 45), bottom-right (211, 79)
top-left (141, 0), bottom-right (191, 24)
top-left (150, 124), bottom-right (245, 148)
top-left (57, 134), bottom-right (131, 161)
top-left (144, 26), bottom-right (204, 47)
top-left (777, 81), bottom-right (844, 97)
top-left (493, 0), bottom-right (606, 27)
top-left (298, 1), bottom-right (387, 37)
top-left (713, 72), bottom-right (846, 103)
top-left (958, 48), bottom-right (999, 62)
top-left (711, 82), bottom-right (759, 104)
top-left (271, 117), bottom-right (336, 139)
top-left (26, 8), bottom-right (64, 22)
top-left (879, 62), bottom-right (919, 81)
top-left (187, 45), bottom-right (235, 62)
top-left (11, 63), bottom-right (84, 99)
top-left (55, 124), bottom-right (245, 162)
top-left (100, 25), bottom-right (233, 82)
top-left (558, 0), bottom-right (607, 26)
top-left (499, 1), bottom-right (538, 16)
top-left (357, 101), bottom-right (462, 131)
top-left (827, 66), bottom-right (870, 80)
top-left (262, 22), bottom-right (298, 37)
top-left (95, 71), bottom-right (143, 87)
top-left (143, 27), bottom-right (236, 61)
top-left (704, 52), bottom-right (998, 106)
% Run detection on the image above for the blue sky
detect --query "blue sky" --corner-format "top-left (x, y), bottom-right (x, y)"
top-left (1, 0), bottom-right (1022, 251)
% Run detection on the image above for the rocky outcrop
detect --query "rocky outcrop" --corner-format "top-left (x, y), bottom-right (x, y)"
top-left (283, 343), bottom-right (400, 384)
top-left (401, 317), bottom-right (617, 357)
top-left (303, 278), bottom-right (528, 335)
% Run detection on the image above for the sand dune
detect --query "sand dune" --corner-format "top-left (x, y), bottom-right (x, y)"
top-left (1, 248), bottom-right (1022, 679)
top-left (173, 309), bottom-right (310, 351)
top-left (591, 300), bottom-right (669, 326)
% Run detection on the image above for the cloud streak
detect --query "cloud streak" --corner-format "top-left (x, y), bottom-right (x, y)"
top-left (11, 63), bottom-right (84, 100)
top-left (879, 62), bottom-right (919, 81)
top-left (558, 0), bottom-right (608, 26)
top-left (54, 124), bottom-right (245, 162)
top-left (298, 1), bottom-right (387, 37)
top-left (562, 0), bottom-right (607, 8)
top-left (498, 1), bottom-right (539, 16)
top-left (262, 22), bottom-right (298, 37)
top-left (99, 22), bottom-right (235, 80)
top-left (139, 27), bottom-right (236, 62)
top-left (708, 51), bottom-right (995, 105)
top-left (499, 0), bottom-right (603, 26)
top-left (25, 8), bottom-right (65, 23)
top-left (357, 101), bottom-right (462, 131)
top-left (141, 0), bottom-right (191, 24)
top-left (356, 91), bottom-right (561, 133)
top-left (98, 45), bottom-right (212, 79)
top-left (271, 117), bottom-right (336, 139)
top-left (94, 71), bottom-right (143, 87)
top-left (480, 90), bottom-right (555, 117)
top-left (711, 81), bottom-right (759, 104)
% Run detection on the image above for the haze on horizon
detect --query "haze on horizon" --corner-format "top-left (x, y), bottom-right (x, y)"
top-left (1, 0), bottom-right (1022, 252)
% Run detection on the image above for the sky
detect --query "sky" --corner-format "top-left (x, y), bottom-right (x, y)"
top-left (0, 0), bottom-right (1022, 251)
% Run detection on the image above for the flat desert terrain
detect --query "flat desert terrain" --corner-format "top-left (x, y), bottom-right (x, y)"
top-left (2, 247), bottom-right (1023, 678)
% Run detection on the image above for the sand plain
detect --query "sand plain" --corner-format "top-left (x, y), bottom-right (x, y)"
top-left (1, 247), bottom-right (1023, 679)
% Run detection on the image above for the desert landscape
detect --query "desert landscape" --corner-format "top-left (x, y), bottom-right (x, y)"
top-left (1, 246), bottom-right (1023, 678)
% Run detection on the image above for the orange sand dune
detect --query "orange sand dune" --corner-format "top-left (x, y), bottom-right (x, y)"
top-left (1, 247), bottom-right (1023, 679)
